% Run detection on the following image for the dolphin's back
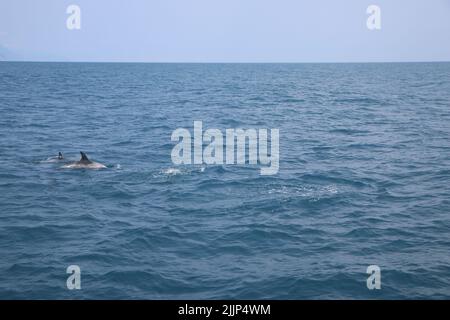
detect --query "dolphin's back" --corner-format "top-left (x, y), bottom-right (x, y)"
top-left (79, 151), bottom-right (92, 164)
top-left (61, 152), bottom-right (106, 169)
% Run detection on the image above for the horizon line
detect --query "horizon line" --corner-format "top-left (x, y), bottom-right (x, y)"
top-left (1, 59), bottom-right (450, 64)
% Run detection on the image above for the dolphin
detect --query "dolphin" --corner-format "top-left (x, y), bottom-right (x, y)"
top-left (62, 152), bottom-right (107, 169)
top-left (42, 152), bottom-right (65, 163)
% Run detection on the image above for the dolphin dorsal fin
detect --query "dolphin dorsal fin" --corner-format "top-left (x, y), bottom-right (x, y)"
top-left (58, 152), bottom-right (63, 160)
top-left (80, 151), bottom-right (89, 161)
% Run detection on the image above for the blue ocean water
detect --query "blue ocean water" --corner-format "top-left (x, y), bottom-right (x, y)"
top-left (0, 62), bottom-right (449, 299)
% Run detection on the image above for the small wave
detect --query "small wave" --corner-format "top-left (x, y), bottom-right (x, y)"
top-left (329, 128), bottom-right (369, 135)
top-left (162, 168), bottom-right (182, 176)
top-left (332, 97), bottom-right (383, 105)
top-left (267, 184), bottom-right (338, 200)
top-left (159, 166), bottom-right (205, 177)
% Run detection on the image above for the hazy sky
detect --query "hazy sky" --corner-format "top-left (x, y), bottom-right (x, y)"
top-left (0, 0), bottom-right (449, 62)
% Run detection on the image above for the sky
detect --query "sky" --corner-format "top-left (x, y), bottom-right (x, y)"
top-left (0, 0), bottom-right (449, 62)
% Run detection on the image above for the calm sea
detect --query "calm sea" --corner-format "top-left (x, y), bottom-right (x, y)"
top-left (0, 62), bottom-right (449, 299)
